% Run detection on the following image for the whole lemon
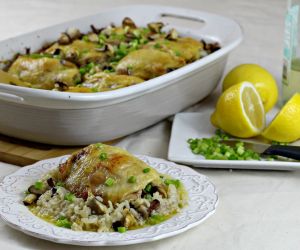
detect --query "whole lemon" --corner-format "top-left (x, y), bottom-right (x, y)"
top-left (223, 64), bottom-right (278, 112)
top-left (211, 82), bottom-right (265, 138)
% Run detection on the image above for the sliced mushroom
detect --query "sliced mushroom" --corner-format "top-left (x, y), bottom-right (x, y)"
top-left (204, 42), bottom-right (221, 53)
top-left (156, 185), bottom-right (168, 198)
top-left (166, 28), bottom-right (179, 41)
top-left (51, 187), bottom-right (57, 197)
top-left (58, 33), bottom-right (72, 45)
top-left (66, 27), bottom-right (81, 40)
top-left (112, 221), bottom-right (123, 231)
top-left (148, 34), bottom-right (161, 41)
top-left (147, 22), bottom-right (164, 33)
top-left (137, 204), bottom-right (149, 219)
top-left (87, 33), bottom-right (99, 43)
top-left (53, 48), bottom-right (61, 56)
top-left (25, 47), bottom-right (31, 55)
top-left (148, 199), bottom-right (160, 215)
top-left (87, 198), bottom-right (107, 215)
top-left (123, 190), bottom-right (142, 201)
top-left (106, 44), bottom-right (115, 55)
top-left (55, 81), bottom-right (69, 91)
top-left (28, 185), bottom-right (47, 196)
top-left (124, 210), bottom-right (138, 228)
top-left (23, 193), bottom-right (37, 206)
top-left (47, 178), bottom-right (55, 188)
top-left (125, 32), bottom-right (135, 39)
top-left (90, 24), bottom-right (99, 34)
top-left (122, 17), bottom-right (137, 29)
top-left (95, 44), bottom-right (108, 52)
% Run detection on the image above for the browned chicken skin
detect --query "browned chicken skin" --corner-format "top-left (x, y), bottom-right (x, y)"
top-left (45, 40), bottom-right (107, 66)
top-left (116, 49), bottom-right (185, 80)
top-left (144, 37), bottom-right (204, 62)
top-left (8, 56), bottom-right (80, 89)
top-left (58, 143), bottom-right (162, 204)
top-left (5, 18), bottom-right (219, 92)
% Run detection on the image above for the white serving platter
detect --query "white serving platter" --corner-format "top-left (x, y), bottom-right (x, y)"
top-left (0, 155), bottom-right (218, 246)
top-left (168, 112), bottom-right (300, 170)
top-left (0, 5), bottom-right (243, 145)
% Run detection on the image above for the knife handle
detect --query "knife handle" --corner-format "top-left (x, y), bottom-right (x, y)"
top-left (263, 145), bottom-right (300, 160)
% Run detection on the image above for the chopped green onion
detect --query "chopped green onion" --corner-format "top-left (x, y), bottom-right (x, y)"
top-left (82, 35), bottom-right (89, 42)
top-left (105, 178), bottom-right (115, 187)
top-left (79, 62), bottom-right (95, 75)
top-left (99, 152), bottom-right (108, 161)
top-left (27, 53), bottom-right (53, 59)
top-left (142, 27), bottom-right (150, 34)
top-left (164, 179), bottom-right (181, 188)
top-left (215, 129), bottom-right (230, 140)
top-left (154, 43), bottom-right (161, 49)
top-left (144, 194), bottom-right (152, 200)
top-left (139, 38), bottom-right (149, 44)
top-left (127, 64), bottom-right (133, 70)
top-left (127, 176), bottom-right (136, 183)
top-left (144, 183), bottom-right (152, 193)
top-left (64, 193), bottom-right (75, 202)
top-left (271, 140), bottom-right (289, 145)
top-left (117, 227), bottom-right (127, 233)
top-left (56, 181), bottom-right (64, 187)
top-left (132, 39), bottom-right (140, 47)
top-left (95, 143), bottom-right (103, 148)
top-left (132, 29), bottom-right (141, 38)
top-left (79, 68), bottom-right (86, 75)
top-left (91, 87), bottom-right (98, 92)
top-left (175, 50), bottom-right (181, 56)
top-left (143, 168), bottom-right (150, 173)
top-left (188, 130), bottom-right (260, 161)
top-left (55, 216), bottom-right (72, 229)
top-left (148, 214), bottom-right (166, 225)
top-left (98, 33), bottom-right (106, 42)
top-left (74, 77), bottom-right (82, 85)
top-left (34, 181), bottom-right (44, 190)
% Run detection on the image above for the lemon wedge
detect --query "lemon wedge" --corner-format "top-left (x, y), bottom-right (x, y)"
top-left (262, 93), bottom-right (300, 142)
top-left (223, 64), bottom-right (278, 112)
top-left (211, 82), bottom-right (265, 138)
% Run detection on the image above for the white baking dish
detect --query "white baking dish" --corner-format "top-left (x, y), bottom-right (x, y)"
top-left (0, 5), bottom-right (243, 145)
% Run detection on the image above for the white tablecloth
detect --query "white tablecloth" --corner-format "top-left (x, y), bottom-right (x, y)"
top-left (2, 0), bottom-right (299, 249)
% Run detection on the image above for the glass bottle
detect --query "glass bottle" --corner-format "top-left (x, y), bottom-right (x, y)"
top-left (282, 0), bottom-right (300, 104)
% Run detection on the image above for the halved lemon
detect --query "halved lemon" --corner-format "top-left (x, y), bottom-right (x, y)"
top-left (222, 64), bottom-right (278, 112)
top-left (262, 93), bottom-right (300, 142)
top-left (211, 81), bottom-right (265, 138)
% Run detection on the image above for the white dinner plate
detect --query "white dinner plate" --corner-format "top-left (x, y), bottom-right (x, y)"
top-left (0, 155), bottom-right (217, 246)
top-left (168, 112), bottom-right (300, 170)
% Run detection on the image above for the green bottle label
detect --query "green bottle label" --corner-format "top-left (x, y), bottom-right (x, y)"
top-left (283, 5), bottom-right (299, 86)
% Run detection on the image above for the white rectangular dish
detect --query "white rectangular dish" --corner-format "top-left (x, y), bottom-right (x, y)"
top-left (168, 112), bottom-right (300, 170)
top-left (0, 5), bottom-right (242, 145)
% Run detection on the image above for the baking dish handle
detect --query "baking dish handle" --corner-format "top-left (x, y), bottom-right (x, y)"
top-left (0, 91), bottom-right (24, 103)
top-left (159, 10), bottom-right (243, 43)
top-left (160, 13), bottom-right (206, 26)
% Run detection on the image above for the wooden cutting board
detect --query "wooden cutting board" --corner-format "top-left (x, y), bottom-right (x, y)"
top-left (0, 134), bottom-right (117, 166)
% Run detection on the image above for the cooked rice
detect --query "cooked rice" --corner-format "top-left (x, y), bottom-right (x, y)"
top-left (30, 182), bottom-right (186, 232)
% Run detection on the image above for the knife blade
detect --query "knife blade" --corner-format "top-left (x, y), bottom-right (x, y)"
top-left (220, 140), bottom-right (300, 160)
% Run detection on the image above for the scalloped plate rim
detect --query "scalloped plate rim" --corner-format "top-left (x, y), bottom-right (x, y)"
top-left (0, 155), bottom-right (218, 246)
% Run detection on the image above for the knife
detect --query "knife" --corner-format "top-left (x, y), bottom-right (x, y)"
top-left (220, 140), bottom-right (300, 160)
